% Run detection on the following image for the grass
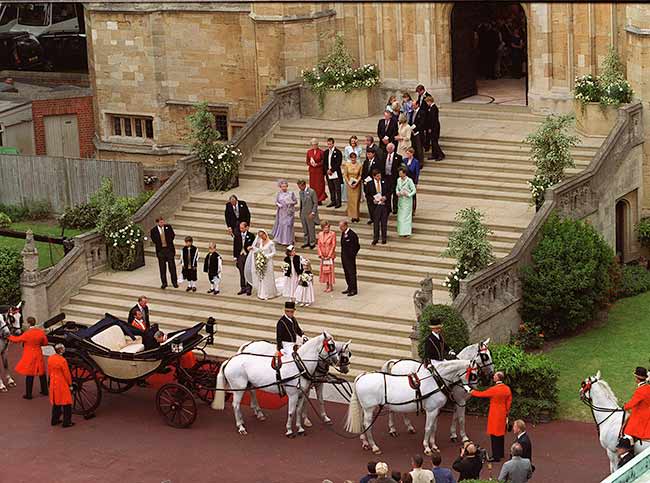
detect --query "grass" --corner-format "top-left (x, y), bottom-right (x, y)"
top-left (0, 220), bottom-right (84, 269)
top-left (545, 292), bottom-right (650, 421)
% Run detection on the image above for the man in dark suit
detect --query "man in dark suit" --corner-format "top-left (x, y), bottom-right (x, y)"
top-left (233, 221), bottom-right (255, 295)
top-left (224, 195), bottom-right (251, 235)
top-left (362, 148), bottom-right (385, 225)
top-left (383, 143), bottom-right (402, 214)
top-left (415, 84), bottom-right (432, 152)
top-left (367, 170), bottom-right (389, 245)
top-left (339, 219), bottom-right (360, 296)
top-left (276, 301), bottom-right (305, 355)
top-left (127, 295), bottom-right (150, 329)
top-left (323, 137), bottom-right (343, 209)
top-left (512, 420), bottom-right (533, 462)
top-left (377, 110), bottom-right (398, 156)
top-left (364, 135), bottom-right (385, 164)
top-left (616, 437), bottom-right (635, 470)
top-left (423, 322), bottom-right (452, 363)
top-left (411, 100), bottom-right (427, 166)
top-left (149, 217), bottom-right (177, 289)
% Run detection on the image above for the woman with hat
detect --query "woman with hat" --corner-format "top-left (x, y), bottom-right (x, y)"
top-left (623, 366), bottom-right (650, 442)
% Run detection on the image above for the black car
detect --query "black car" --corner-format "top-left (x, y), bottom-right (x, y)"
top-left (0, 31), bottom-right (48, 70)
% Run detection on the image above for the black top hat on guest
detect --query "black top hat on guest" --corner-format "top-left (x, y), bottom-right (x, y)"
top-left (617, 437), bottom-right (633, 450)
top-left (634, 367), bottom-right (648, 379)
top-left (285, 301), bottom-right (296, 310)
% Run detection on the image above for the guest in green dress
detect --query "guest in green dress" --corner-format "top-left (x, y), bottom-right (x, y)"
top-left (396, 167), bottom-right (416, 237)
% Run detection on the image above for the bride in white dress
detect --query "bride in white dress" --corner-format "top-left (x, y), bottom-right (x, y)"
top-left (244, 229), bottom-right (278, 300)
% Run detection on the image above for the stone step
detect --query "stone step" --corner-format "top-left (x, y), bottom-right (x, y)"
top-left (431, 158), bottom-right (585, 176)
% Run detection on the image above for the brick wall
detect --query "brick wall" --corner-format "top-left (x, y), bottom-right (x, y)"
top-left (32, 96), bottom-right (95, 158)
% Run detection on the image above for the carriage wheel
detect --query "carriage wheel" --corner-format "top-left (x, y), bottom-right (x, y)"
top-left (100, 377), bottom-right (135, 394)
top-left (68, 357), bottom-right (102, 416)
top-left (156, 383), bottom-right (197, 428)
top-left (193, 359), bottom-right (221, 403)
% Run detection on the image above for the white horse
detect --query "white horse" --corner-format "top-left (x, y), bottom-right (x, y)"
top-left (345, 350), bottom-right (490, 456)
top-left (382, 339), bottom-right (494, 442)
top-left (580, 371), bottom-right (650, 473)
top-left (212, 332), bottom-right (339, 437)
top-left (0, 302), bottom-right (23, 392)
top-left (237, 339), bottom-right (352, 426)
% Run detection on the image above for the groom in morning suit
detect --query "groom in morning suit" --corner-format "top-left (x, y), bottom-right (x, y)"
top-left (233, 221), bottom-right (255, 295)
top-left (149, 217), bottom-right (177, 289)
top-left (339, 219), bottom-right (360, 296)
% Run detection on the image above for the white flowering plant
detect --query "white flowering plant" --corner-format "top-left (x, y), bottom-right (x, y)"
top-left (574, 47), bottom-right (633, 109)
top-left (302, 34), bottom-right (380, 110)
top-left (204, 143), bottom-right (242, 191)
top-left (574, 74), bottom-right (602, 104)
top-left (144, 175), bottom-right (158, 186)
top-left (442, 263), bottom-right (470, 300)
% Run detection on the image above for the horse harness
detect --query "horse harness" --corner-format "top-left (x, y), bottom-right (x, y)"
top-left (580, 379), bottom-right (626, 437)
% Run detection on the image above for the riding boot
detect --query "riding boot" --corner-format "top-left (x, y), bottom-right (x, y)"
top-left (39, 375), bottom-right (49, 396)
top-left (24, 375), bottom-right (34, 399)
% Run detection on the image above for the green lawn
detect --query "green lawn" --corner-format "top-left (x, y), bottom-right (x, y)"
top-left (0, 221), bottom-right (84, 269)
top-left (545, 292), bottom-right (650, 421)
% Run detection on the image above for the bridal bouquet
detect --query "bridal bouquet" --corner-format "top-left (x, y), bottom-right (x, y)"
top-left (255, 251), bottom-right (268, 278)
top-left (299, 272), bottom-right (313, 287)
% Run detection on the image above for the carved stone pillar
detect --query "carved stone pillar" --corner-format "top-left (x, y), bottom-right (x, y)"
top-left (20, 231), bottom-right (49, 323)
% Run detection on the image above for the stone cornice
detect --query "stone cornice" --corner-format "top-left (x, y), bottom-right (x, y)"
top-left (165, 99), bottom-right (230, 109)
top-left (626, 24), bottom-right (650, 36)
top-left (85, 2), bottom-right (251, 14)
top-left (249, 9), bottom-right (336, 23)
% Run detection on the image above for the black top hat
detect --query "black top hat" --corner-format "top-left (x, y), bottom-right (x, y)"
top-left (616, 437), bottom-right (633, 450)
top-left (634, 367), bottom-right (648, 379)
top-left (284, 301), bottom-right (296, 310)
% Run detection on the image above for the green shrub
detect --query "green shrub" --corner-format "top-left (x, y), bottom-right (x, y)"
top-left (0, 200), bottom-right (51, 222)
top-left (617, 264), bottom-right (650, 298)
top-left (0, 212), bottom-right (11, 228)
top-left (0, 246), bottom-right (23, 305)
top-left (468, 344), bottom-right (559, 423)
top-left (59, 202), bottom-right (100, 229)
top-left (510, 322), bottom-right (545, 351)
top-left (417, 304), bottom-right (470, 359)
top-left (520, 213), bottom-right (615, 338)
top-left (121, 190), bottom-right (154, 216)
top-left (635, 217), bottom-right (650, 247)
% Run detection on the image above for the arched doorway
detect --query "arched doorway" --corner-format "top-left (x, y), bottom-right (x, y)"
top-left (616, 199), bottom-right (629, 262)
top-left (450, 2), bottom-right (528, 105)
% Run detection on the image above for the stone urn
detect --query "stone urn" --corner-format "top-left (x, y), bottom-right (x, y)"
top-left (575, 101), bottom-right (619, 137)
top-left (301, 86), bottom-right (381, 120)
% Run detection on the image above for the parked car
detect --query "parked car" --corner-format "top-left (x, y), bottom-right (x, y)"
top-left (0, 31), bottom-right (48, 70)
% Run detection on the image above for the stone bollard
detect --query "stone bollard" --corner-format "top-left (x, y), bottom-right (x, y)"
top-left (20, 231), bottom-right (48, 324)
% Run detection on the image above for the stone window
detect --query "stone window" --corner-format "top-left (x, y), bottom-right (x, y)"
top-left (208, 109), bottom-right (229, 140)
top-left (111, 115), bottom-right (154, 140)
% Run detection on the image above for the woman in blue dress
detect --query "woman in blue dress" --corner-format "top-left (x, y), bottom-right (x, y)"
top-left (403, 147), bottom-right (421, 215)
top-left (271, 179), bottom-right (297, 245)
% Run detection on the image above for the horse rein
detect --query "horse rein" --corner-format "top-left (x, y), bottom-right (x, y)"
top-left (580, 380), bottom-right (626, 436)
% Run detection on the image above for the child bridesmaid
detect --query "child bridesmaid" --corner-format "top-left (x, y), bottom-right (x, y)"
top-left (294, 258), bottom-right (315, 307)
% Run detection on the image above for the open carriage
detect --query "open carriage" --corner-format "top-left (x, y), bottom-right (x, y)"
top-left (45, 313), bottom-right (220, 428)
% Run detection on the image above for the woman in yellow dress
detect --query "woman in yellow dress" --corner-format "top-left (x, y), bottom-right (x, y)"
top-left (395, 113), bottom-right (413, 159)
top-left (343, 151), bottom-right (362, 222)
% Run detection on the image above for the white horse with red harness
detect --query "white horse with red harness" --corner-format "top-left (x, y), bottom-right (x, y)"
top-left (212, 332), bottom-right (340, 437)
top-left (381, 339), bottom-right (494, 442)
top-left (0, 302), bottom-right (23, 392)
top-left (345, 347), bottom-right (493, 456)
top-left (580, 371), bottom-right (650, 473)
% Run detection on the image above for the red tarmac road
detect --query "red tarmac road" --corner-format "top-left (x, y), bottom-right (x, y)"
top-left (1, 346), bottom-right (607, 483)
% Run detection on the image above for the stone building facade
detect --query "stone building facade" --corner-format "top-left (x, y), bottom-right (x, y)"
top-left (85, 2), bottom-right (650, 210)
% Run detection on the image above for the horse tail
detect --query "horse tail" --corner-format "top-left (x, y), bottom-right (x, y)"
top-left (345, 374), bottom-right (364, 434)
top-left (211, 360), bottom-right (228, 411)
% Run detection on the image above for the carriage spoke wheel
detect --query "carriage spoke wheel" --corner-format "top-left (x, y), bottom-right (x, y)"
top-left (67, 357), bottom-right (102, 416)
top-left (156, 383), bottom-right (197, 428)
top-left (100, 377), bottom-right (135, 394)
top-left (193, 359), bottom-right (221, 403)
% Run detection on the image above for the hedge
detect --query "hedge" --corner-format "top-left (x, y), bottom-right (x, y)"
top-left (417, 304), bottom-right (470, 359)
top-left (0, 246), bottom-right (23, 305)
top-left (616, 264), bottom-right (650, 298)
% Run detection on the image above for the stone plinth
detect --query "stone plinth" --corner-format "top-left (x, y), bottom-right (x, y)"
top-left (575, 102), bottom-right (619, 137)
top-left (301, 87), bottom-right (381, 120)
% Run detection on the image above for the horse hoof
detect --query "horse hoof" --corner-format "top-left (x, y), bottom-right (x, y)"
top-left (389, 430), bottom-right (399, 438)
top-left (461, 436), bottom-right (470, 443)
top-left (286, 432), bottom-right (296, 439)
top-left (0, 387), bottom-right (7, 392)
top-left (362, 443), bottom-right (371, 451)
top-left (450, 436), bottom-right (458, 443)
top-left (238, 428), bottom-right (248, 435)
top-left (298, 430), bottom-right (306, 437)
top-left (303, 418), bottom-right (313, 428)
top-left (7, 380), bottom-right (16, 388)
top-left (256, 413), bottom-right (266, 422)
top-left (408, 427), bottom-right (416, 434)
top-left (424, 448), bottom-right (433, 456)
top-left (372, 447), bottom-right (382, 455)
top-left (323, 417), bottom-right (333, 425)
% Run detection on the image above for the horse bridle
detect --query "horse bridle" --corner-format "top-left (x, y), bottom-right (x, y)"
top-left (0, 312), bottom-right (21, 339)
top-left (580, 378), bottom-right (625, 435)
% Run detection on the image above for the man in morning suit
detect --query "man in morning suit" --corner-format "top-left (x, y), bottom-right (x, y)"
top-left (411, 100), bottom-right (427, 167)
top-left (377, 110), bottom-right (399, 156)
top-left (276, 301), bottom-right (305, 356)
top-left (415, 84), bottom-right (432, 152)
top-left (362, 148), bottom-right (385, 225)
top-left (383, 143), bottom-right (402, 214)
top-left (127, 295), bottom-right (150, 329)
top-left (297, 179), bottom-right (320, 249)
top-left (367, 170), bottom-right (389, 246)
top-left (364, 135), bottom-right (386, 164)
top-left (512, 419), bottom-right (533, 462)
top-left (224, 195), bottom-right (251, 235)
top-left (149, 217), bottom-right (177, 289)
top-left (233, 221), bottom-right (255, 295)
top-left (423, 321), bottom-right (452, 363)
top-left (323, 138), bottom-right (343, 209)
top-left (339, 219), bottom-right (360, 296)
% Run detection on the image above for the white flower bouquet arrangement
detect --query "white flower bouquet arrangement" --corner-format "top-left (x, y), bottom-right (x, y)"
top-left (299, 272), bottom-right (314, 287)
top-left (281, 261), bottom-right (291, 276)
top-left (255, 251), bottom-right (268, 278)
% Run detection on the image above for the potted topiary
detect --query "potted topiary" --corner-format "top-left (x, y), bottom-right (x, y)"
top-left (574, 47), bottom-right (633, 137)
top-left (301, 34), bottom-right (381, 120)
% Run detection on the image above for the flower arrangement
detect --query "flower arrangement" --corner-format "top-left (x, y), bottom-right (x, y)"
top-left (302, 34), bottom-right (380, 110)
top-left (106, 221), bottom-right (145, 271)
top-left (205, 143), bottom-right (242, 191)
top-left (574, 47), bottom-right (633, 109)
top-left (441, 264), bottom-right (469, 300)
top-left (574, 74), bottom-right (601, 104)
top-left (255, 251), bottom-right (268, 278)
top-left (143, 175), bottom-right (158, 186)
top-left (281, 261), bottom-right (290, 276)
top-left (299, 272), bottom-right (313, 287)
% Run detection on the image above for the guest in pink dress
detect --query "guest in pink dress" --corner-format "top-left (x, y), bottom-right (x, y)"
top-left (317, 220), bottom-right (336, 292)
top-left (306, 138), bottom-right (327, 204)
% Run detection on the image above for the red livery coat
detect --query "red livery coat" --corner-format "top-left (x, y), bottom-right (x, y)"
top-left (47, 354), bottom-right (73, 406)
top-left (471, 383), bottom-right (512, 437)
top-left (8, 328), bottom-right (47, 376)
top-left (624, 383), bottom-right (650, 439)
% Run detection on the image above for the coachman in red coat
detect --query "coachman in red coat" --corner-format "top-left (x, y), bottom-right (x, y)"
top-left (8, 316), bottom-right (48, 399)
top-left (470, 371), bottom-right (512, 462)
top-left (624, 367), bottom-right (650, 440)
top-left (48, 343), bottom-right (74, 427)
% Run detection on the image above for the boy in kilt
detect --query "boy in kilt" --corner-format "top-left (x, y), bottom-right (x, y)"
top-left (181, 236), bottom-right (199, 292)
top-left (203, 242), bottom-right (223, 295)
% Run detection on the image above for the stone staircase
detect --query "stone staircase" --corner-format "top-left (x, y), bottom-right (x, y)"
top-left (61, 108), bottom-right (602, 378)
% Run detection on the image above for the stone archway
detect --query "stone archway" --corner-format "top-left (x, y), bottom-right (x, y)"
top-left (449, 2), bottom-right (529, 105)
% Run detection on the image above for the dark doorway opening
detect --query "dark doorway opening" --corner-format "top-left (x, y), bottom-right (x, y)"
top-left (451, 2), bottom-right (528, 104)
top-left (616, 200), bottom-right (628, 262)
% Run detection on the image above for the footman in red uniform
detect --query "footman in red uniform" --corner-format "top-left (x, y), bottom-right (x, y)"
top-left (8, 316), bottom-right (48, 399)
top-left (48, 343), bottom-right (74, 427)
top-left (624, 367), bottom-right (650, 441)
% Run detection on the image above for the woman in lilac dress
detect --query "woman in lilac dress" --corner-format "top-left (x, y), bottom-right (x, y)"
top-left (271, 179), bottom-right (297, 246)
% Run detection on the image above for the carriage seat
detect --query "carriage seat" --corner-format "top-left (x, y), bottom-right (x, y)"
top-left (120, 342), bottom-right (145, 354)
top-left (90, 325), bottom-right (144, 353)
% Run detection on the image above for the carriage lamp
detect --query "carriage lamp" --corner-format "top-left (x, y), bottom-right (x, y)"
top-left (206, 317), bottom-right (216, 345)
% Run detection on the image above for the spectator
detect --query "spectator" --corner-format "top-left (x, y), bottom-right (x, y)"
top-left (411, 100), bottom-right (427, 166)
top-left (324, 137), bottom-right (343, 208)
top-left (403, 147), bottom-right (420, 214)
top-left (270, 179), bottom-right (297, 246)
top-left (431, 451), bottom-right (456, 483)
top-left (224, 194), bottom-right (251, 235)
top-left (317, 221), bottom-right (336, 293)
top-left (360, 461), bottom-right (377, 483)
top-left (392, 471), bottom-right (402, 482)
top-left (452, 442), bottom-right (483, 481)
top-left (409, 454), bottom-right (434, 483)
top-left (343, 135), bottom-right (362, 203)
top-left (297, 179), bottom-right (320, 249)
top-left (400, 474), bottom-right (413, 483)
top-left (497, 443), bottom-right (533, 483)
top-left (128, 295), bottom-right (150, 328)
top-left (616, 437), bottom-right (635, 470)
top-left (343, 151), bottom-right (363, 223)
top-left (375, 462), bottom-right (398, 483)
top-left (306, 138), bottom-right (327, 204)
top-left (395, 113), bottom-right (413, 159)
top-left (149, 217), bottom-right (178, 289)
top-left (367, 169), bottom-right (389, 246)
top-left (512, 419), bottom-right (532, 462)
top-left (401, 92), bottom-right (414, 123)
